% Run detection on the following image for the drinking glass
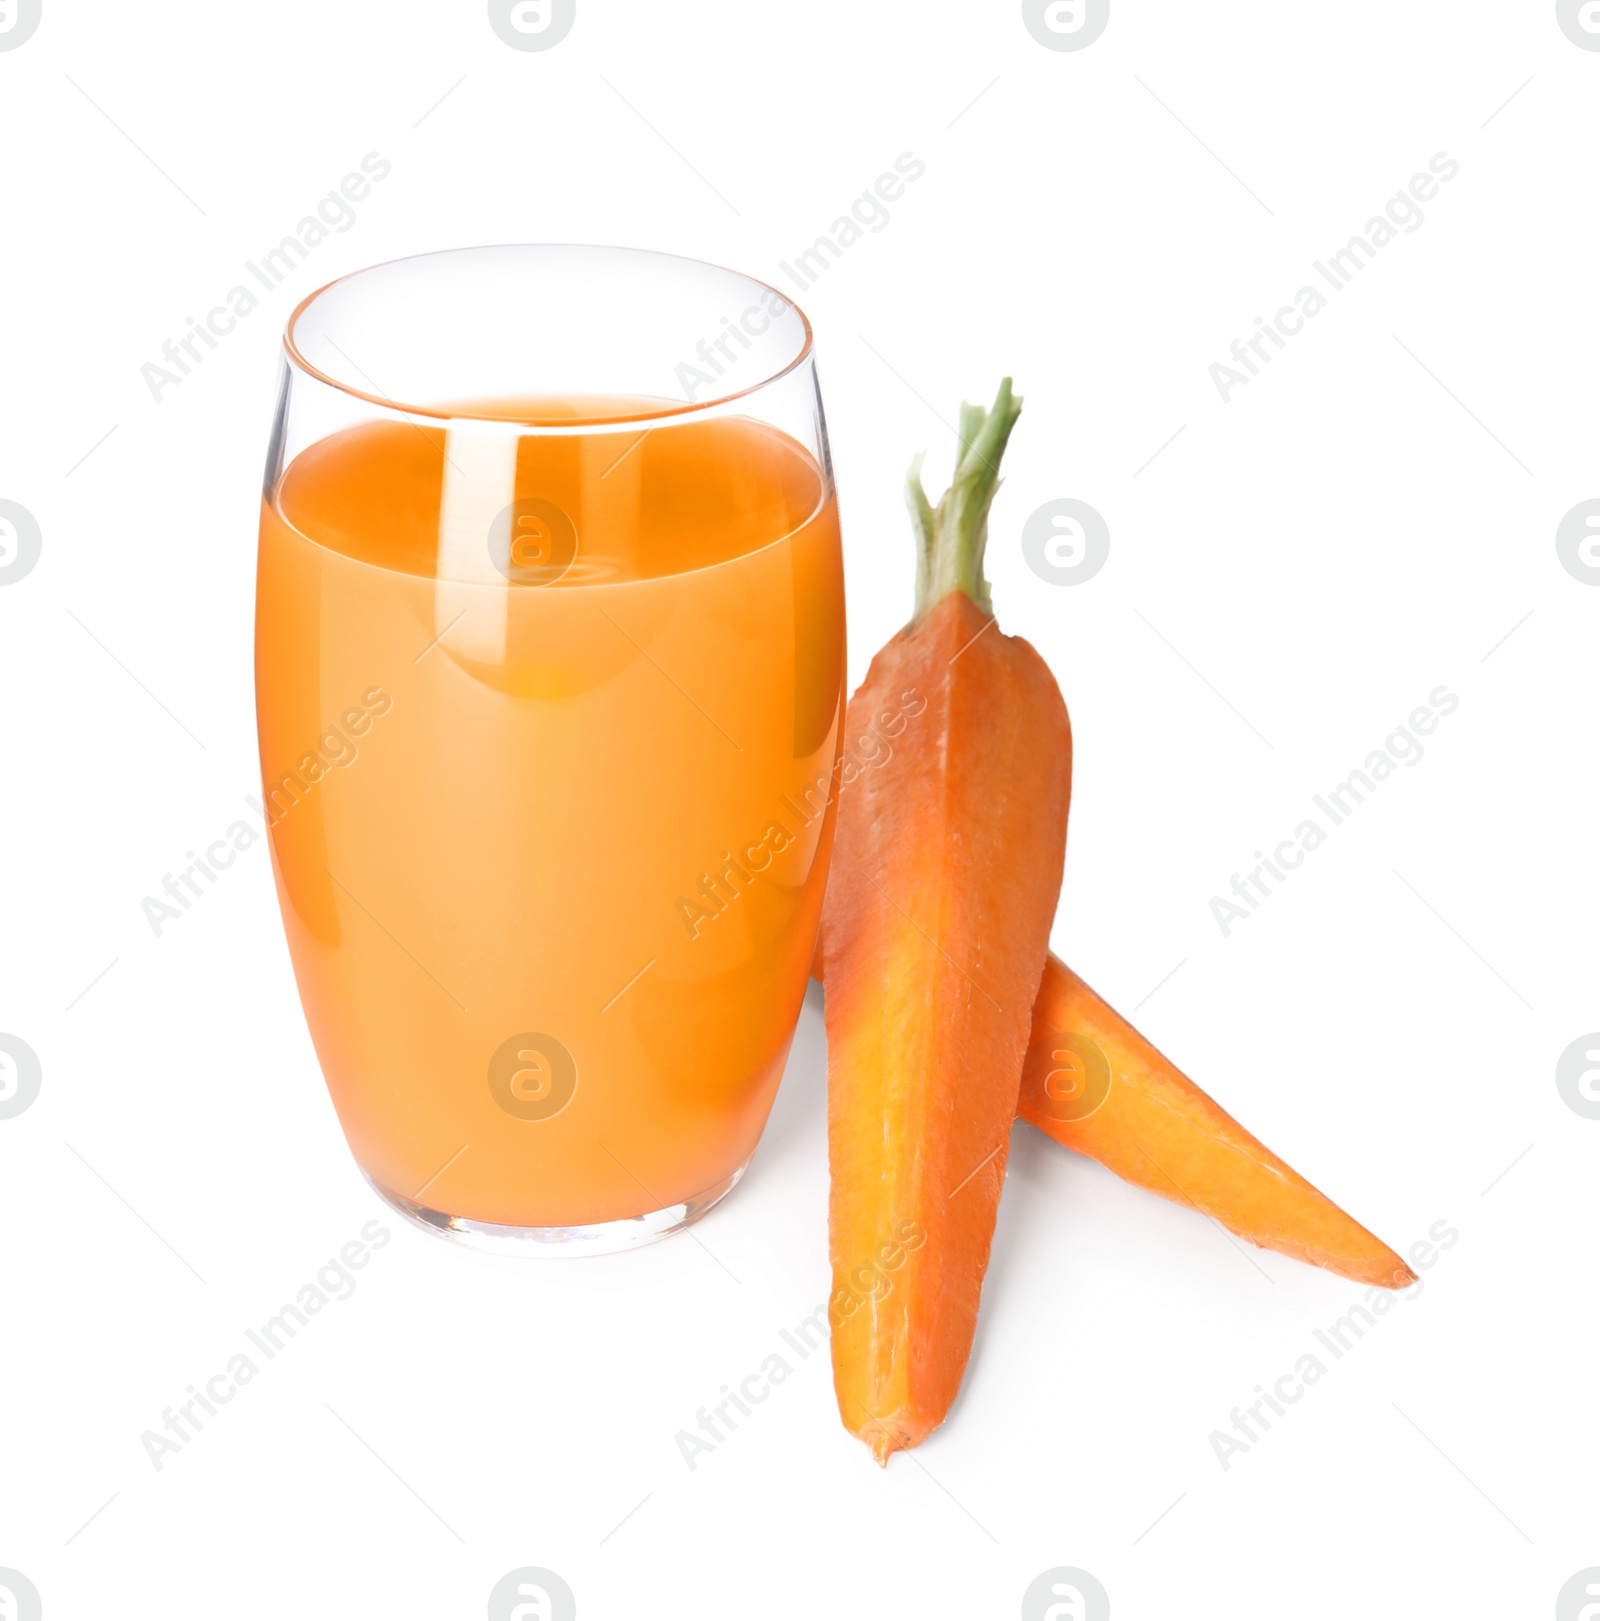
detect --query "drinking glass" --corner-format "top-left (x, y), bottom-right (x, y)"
top-left (255, 246), bottom-right (844, 1254)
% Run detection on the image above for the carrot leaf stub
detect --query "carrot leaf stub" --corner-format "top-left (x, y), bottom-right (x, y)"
top-left (905, 377), bottom-right (1024, 620)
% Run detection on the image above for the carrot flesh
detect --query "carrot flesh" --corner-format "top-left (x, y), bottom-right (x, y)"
top-left (819, 382), bottom-right (1073, 1462)
top-left (814, 947), bottom-right (1415, 1290)
top-left (1018, 956), bottom-right (1416, 1288)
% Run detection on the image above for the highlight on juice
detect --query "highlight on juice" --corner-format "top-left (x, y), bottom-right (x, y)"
top-left (255, 246), bottom-right (845, 1255)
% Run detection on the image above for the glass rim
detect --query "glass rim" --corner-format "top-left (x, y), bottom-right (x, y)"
top-left (282, 243), bottom-right (816, 430)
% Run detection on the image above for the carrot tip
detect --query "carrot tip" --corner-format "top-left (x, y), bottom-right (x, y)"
top-left (863, 1422), bottom-right (904, 1463)
top-left (854, 1413), bottom-right (915, 1465)
top-left (1357, 1255), bottom-right (1418, 1289)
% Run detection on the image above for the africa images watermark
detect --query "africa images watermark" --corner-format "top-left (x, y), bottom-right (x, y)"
top-left (488, 1568), bottom-right (577, 1621)
top-left (1556, 1034), bottom-right (1600, 1120)
top-left (141, 686), bottom-right (391, 937)
top-left (1021, 1567), bottom-right (1111, 1621)
top-left (487, 0), bottom-right (576, 52)
top-left (140, 796), bottom-right (269, 938)
top-left (1209, 153), bottom-right (1460, 405)
top-left (1022, 0), bottom-right (1111, 52)
top-left (139, 154), bottom-right (393, 404)
top-left (674, 686), bottom-right (927, 940)
top-left (775, 153), bottom-right (926, 293)
top-left (260, 686), bottom-right (394, 823)
top-left (0, 498), bottom-right (43, 586)
top-left (675, 1222), bottom-right (927, 1471)
top-left (1557, 0), bottom-right (1600, 50)
top-left (0, 0), bottom-right (42, 51)
top-left (674, 153), bottom-right (926, 405)
top-left (1209, 684), bottom-right (1459, 938)
top-left (673, 283), bottom-right (797, 406)
top-left (0, 1033), bottom-right (43, 1121)
top-left (0, 1570), bottom-right (41, 1621)
top-left (1022, 498), bottom-right (1111, 587)
top-left (1209, 1219), bottom-right (1458, 1471)
top-left (140, 1219), bottom-right (392, 1471)
top-left (675, 1305), bottom-right (826, 1472)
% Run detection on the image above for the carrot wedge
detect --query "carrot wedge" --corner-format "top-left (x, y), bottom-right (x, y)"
top-left (814, 946), bottom-right (1414, 1288)
top-left (1018, 955), bottom-right (1416, 1288)
top-left (819, 381), bottom-right (1073, 1463)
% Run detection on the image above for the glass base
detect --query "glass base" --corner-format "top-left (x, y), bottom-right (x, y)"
top-left (363, 1159), bottom-right (749, 1258)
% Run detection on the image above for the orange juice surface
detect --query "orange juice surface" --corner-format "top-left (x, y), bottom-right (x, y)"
top-left (256, 400), bottom-right (844, 1227)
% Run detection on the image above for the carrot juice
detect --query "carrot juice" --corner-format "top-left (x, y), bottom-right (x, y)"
top-left (255, 398), bottom-right (844, 1238)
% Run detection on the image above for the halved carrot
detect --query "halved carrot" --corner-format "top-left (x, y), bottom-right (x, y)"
top-left (818, 380), bottom-right (1073, 1463)
top-left (1018, 955), bottom-right (1416, 1288)
top-left (815, 947), bottom-right (1415, 1289)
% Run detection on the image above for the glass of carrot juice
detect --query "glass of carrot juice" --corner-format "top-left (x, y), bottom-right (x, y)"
top-left (255, 246), bottom-right (844, 1254)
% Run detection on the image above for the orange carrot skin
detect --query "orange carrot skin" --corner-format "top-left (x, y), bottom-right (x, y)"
top-left (821, 591), bottom-right (1072, 1462)
top-left (814, 949), bottom-right (1414, 1288)
top-left (1018, 956), bottom-right (1416, 1288)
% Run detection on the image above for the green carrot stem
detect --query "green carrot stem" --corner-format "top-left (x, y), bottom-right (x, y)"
top-left (905, 377), bottom-right (1023, 621)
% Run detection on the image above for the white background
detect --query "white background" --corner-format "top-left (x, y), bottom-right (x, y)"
top-left (2, 2), bottom-right (1596, 1617)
